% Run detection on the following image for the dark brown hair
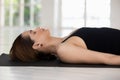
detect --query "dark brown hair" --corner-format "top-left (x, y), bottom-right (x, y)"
top-left (9, 34), bottom-right (56, 62)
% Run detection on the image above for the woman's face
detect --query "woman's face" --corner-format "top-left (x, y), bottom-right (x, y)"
top-left (22, 27), bottom-right (50, 51)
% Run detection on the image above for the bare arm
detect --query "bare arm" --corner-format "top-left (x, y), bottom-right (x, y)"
top-left (57, 43), bottom-right (120, 65)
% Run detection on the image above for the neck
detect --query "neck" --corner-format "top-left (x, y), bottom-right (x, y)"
top-left (46, 36), bottom-right (64, 54)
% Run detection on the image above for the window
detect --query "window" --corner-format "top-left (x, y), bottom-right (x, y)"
top-left (0, 0), bottom-right (41, 53)
top-left (0, 0), bottom-right (111, 54)
top-left (61, 0), bottom-right (110, 36)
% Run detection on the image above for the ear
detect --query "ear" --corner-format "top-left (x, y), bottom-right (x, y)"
top-left (32, 42), bottom-right (41, 50)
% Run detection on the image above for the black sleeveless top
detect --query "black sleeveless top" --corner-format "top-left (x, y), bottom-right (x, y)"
top-left (62, 27), bottom-right (120, 55)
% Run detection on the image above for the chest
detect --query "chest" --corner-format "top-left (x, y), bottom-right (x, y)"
top-left (62, 36), bottom-right (87, 49)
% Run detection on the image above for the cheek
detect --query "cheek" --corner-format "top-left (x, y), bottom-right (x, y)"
top-left (38, 35), bottom-right (46, 42)
top-left (34, 31), bottom-right (49, 42)
top-left (30, 35), bottom-right (39, 42)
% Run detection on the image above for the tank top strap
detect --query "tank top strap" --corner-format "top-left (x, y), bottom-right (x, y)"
top-left (61, 29), bottom-right (79, 43)
top-left (61, 36), bottom-right (70, 43)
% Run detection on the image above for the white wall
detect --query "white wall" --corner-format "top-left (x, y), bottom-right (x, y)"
top-left (41, 0), bottom-right (120, 32)
top-left (111, 0), bottom-right (120, 29)
top-left (40, 0), bottom-right (54, 30)
top-left (40, 0), bottom-right (61, 36)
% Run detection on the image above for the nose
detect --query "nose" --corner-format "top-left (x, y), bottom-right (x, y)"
top-left (35, 27), bottom-right (48, 31)
top-left (34, 27), bottom-right (44, 31)
top-left (34, 27), bottom-right (41, 31)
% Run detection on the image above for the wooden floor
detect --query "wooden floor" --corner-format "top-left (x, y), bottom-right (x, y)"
top-left (0, 67), bottom-right (120, 80)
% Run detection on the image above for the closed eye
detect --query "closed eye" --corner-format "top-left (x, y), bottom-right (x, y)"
top-left (33, 31), bottom-right (36, 34)
top-left (30, 30), bottom-right (36, 34)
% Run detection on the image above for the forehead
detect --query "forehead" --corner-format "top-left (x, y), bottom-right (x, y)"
top-left (21, 30), bottom-right (29, 38)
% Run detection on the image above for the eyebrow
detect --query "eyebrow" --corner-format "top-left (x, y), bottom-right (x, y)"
top-left (29, 30), bottom-right (32, 33)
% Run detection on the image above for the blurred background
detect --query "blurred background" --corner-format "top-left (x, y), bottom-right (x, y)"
top-left (0, 0), bottom-right (120, 54)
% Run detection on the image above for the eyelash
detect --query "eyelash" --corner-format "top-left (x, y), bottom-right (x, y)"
top-left (33, 31), bottom-right (36, 34)
top-left (30, 30), bottom-right (36, 34)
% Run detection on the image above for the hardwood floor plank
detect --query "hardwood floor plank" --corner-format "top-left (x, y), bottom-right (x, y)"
top-left (0, 67), bottom-right (120, 80)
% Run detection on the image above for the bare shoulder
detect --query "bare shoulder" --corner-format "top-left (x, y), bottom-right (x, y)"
top-left (57, 36), bottom-right (86, 54)
top-left (56, 42), bottom-right (74, 62)
top-left (63, 36), bottom-right (87, 49)
top-left (57, 41), bottom-right (85, 63)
